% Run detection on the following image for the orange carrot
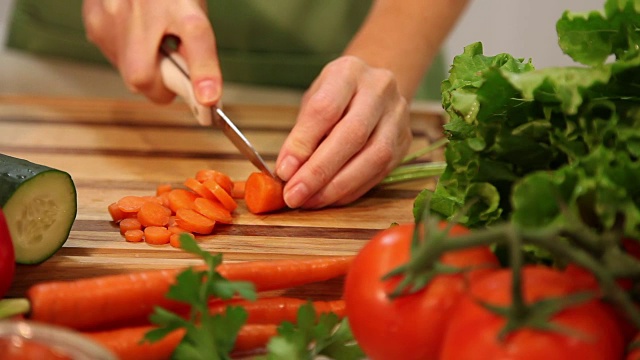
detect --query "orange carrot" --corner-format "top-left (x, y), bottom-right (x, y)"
top-left (117, 195), bottom-right (147, 213)
top-left (206, 297), bottom-right (346, 324)
top-left (26, 256), bottom-right (354, 330)
top-left (108, 202), bottom-right (127, 222)
top-left (193, 197), bottom-right (233, 224)
top-left (231, 180), bottom-right (246, 199)
top-left (167, 189), bottom-right (198, 213)
top-left (175, 208), bottom-right (215, 234)
top-left (124, 229), bottom-right (145, 243)
top-left (169, 232), bottom-right (194, 248)
top-left (144, 226), bottom-right (172, 245)
top-left (156, 183), bottom-right (172, 196)
top-left (244, 172), bottom-right (287, 214)
top-left (85, 324), bottom-right (277, 360)
top-left (202, 179), bottom-right (237, 212)
top-left (137, 202), bottom-right (172, 227)
top-left (156, 192), bottom-right (171, 208)
top-left (195, 169), bottom-right (234, 195)
top-left (184, 177), bottom-right (215, 200)
top-left (119, 218), bottom-right (142, 235)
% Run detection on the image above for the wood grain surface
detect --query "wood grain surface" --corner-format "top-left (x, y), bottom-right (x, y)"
top-left (0, 94), bottom-right (445, 300)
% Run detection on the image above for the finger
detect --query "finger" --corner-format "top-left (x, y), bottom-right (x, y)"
top-left (303, 101), bottom-right (412, 208)
top-left (275, 57), bottom-right (362, 182)
top-left (82, 0), bottom-right (119, 64)
top-left (170, 3), bottom-right (221, 106)
top-left (118, 2), bottom-right (175, 103)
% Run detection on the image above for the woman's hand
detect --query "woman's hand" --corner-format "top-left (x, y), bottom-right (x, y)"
top-left (82, 0), bottom-right (222, 106)
top-left (276, 56), bottom-right (412, 209)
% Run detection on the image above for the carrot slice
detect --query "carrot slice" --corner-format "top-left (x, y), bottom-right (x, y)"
top-left (193, 197), bottom-right (233, 224)
top-left (137, 201), bottom-right (172, 227)
top-left (175, 208), bottom-right (215, 234)
top-left (144, 226), bottom-right (171, 245)
top-left (231, 181), bottom-right (246, 199)
top-left (119, 218), bottom-right (142, 235)
top-left (124, 229), bottom-right (144, 243)
top-left (108, 202), bottom-right (126, 222)
top-left (244, 172), bottom-right (287, 214)
top-left (156, 183), bottom-right (172, 196)
top-left (183, 177), bottom-right (215, 200)
top-left (195, 169), bottom-right (234, 195)
top-left (202, 179), bottom-right (237, 212)
top-left (167, 189), bottom-right (198, 213)
top-left (117, 196), bottom-right (147, 213)
top-left (169, 232), bottom-right (195, 248)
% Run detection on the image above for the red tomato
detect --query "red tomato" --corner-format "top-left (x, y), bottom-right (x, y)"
top-left (440, 265), bottom-right (625, 360)
top-left (626, 332), bottom-right (640, 360)
top-left (344, 222), bottom-right (499, 360)
top-left (0, 208), bottom-right (15, 298)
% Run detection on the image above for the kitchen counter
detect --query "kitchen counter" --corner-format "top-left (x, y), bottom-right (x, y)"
top-left (0, 92), bottom-right (445, 300)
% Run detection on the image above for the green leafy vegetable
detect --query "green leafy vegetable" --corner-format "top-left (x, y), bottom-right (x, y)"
top-left (144, 234), bottom-right (256, 360)
top-left (264, 302), bottom-right (366, 360)
top-left (425, 0), bottom-right (640, 242)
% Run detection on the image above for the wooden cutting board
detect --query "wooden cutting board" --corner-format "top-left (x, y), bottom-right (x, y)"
top-left (0, 94), bottom-right (445, 300)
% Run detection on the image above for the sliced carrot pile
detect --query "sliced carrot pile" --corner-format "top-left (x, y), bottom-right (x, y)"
top-left (108, 168), bottom-right (288, 246)
top-left (109, 169), bottom-right (235, 246)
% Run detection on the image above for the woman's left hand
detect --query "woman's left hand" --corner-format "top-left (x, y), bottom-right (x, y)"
top-left (275, 55), bottom-right (412, 209)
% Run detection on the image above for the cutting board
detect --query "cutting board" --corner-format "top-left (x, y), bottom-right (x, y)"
top-left (0, 94), bottom-right (445, 300)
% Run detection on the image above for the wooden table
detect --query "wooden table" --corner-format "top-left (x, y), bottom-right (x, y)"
top-left (0, 94), bottom-right (444, 300)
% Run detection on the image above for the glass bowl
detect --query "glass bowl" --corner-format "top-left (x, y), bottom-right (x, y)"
top-left (0, 319), bottom-right (117, 360)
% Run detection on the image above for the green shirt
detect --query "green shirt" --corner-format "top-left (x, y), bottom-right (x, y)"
top-left (6, 0), bottom-right (445, 100)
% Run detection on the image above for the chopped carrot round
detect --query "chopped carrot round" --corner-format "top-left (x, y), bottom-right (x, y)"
top-left (244, 172), bottom-right (287, 214)
top-left (175, 208), bottom-right (215, 234)
top-left (144, 226), bottom-right (172, 245)
top-left (137, 201), bottom-right (172, 227)
top-left (156, 192), bottom-right (171, 208)
top-left (195, 169), bottom-right (234, 195)
top-left (184, 177), bottom-right (215, 200)
top-left (117, 195), bottom-right (147, 213)
top-left (169, 232), bottom-right (195, 248)
top-left (119, 218), bottom-right (142, 235)
top-left (193, 197), bottom-right (233, 224)
top-left (156, 183), bottom-right (172, 196)
top-left (231, 181), bottom-right (246, 199)
top-left (202, 179), bottom-right (237, 212)
top-left (167, 189), bottom-right (198, 213)
top-left (168, 225), bottom-right (189, 234)
top-left (108, 202), bottom-right (126, 222)
top-left (124, 229), bottom-right (144, 243)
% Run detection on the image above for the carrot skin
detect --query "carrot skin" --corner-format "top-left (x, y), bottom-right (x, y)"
top-left (26, 256), bottom-right (354, 331)
top-left (86, 324), bottom-right (276, 360)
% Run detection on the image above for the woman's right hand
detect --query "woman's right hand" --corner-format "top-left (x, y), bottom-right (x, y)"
top-left (82, 0), bottom-right (222, 106)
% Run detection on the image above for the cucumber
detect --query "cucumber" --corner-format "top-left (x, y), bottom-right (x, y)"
top-left (0, 154), bottom-right (77, 264)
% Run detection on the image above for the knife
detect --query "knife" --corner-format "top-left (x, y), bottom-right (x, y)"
top-left (159, 39), bottom-right (276, 178)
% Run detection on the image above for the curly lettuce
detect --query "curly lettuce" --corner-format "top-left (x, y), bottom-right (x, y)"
top-left (427, 0), bottom-right (640, 239)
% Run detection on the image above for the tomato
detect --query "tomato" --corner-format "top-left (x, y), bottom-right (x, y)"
top-left (0, 208), bottom-right (15, 298)
top-left (626, 332), bottom-right (640, 360)
top-left (440, 265), bottom-right (625, 360)
top-left (344, 222), bottom-right (499, 360)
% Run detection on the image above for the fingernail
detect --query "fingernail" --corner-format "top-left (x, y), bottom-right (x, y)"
top-left (196, 79), bottom-right (219, 104)
top-left (284, 182), bottom-right (309, 209)
top-left (276, 156), bottom-right (300, 182)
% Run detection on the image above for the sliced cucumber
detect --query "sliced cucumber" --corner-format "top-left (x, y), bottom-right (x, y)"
top-left (0, 154), bottom-right (77, 264)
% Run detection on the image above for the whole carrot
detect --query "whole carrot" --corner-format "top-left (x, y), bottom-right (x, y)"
top-left (26, 256), bottom-right (353, 330)
top-left (204, 297), bottom-right (346, 324)
top-left (85, 323), bottom-right (277, 360)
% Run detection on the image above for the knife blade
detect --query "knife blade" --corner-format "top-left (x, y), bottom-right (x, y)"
top-left (159, 41), bottom-right (276, 178)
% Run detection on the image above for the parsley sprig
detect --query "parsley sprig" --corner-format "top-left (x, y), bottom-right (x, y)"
top-left (144, 234), bottom-right (256, 360)
top-left (143, 234), bottom-right (366, 359)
